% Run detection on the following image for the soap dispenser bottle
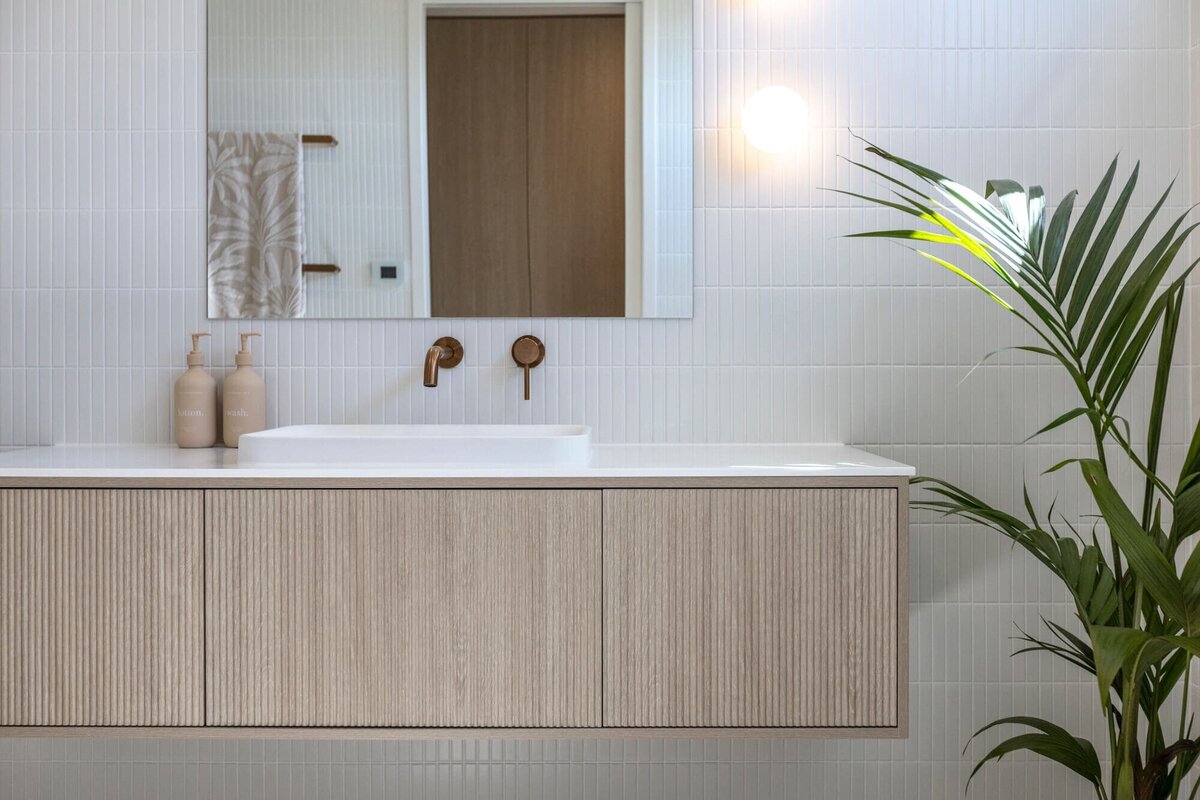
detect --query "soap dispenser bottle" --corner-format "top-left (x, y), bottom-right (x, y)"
top-left (223, 332), bottom-right (267, 448)
top-left (175, 333), bottom-right (218, 448)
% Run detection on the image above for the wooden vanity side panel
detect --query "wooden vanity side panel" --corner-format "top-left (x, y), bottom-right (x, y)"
top-left (0, 490), bottom-right (204, 726)
top-left (603, 488), bottom-right (899, 728)
top-left (206, 490), bottom-right (602, 727)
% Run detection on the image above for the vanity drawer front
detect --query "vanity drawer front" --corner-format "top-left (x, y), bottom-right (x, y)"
top-left (206, 489), bottom-right (601, 727)
top-left (0, 489), bottom-right (204, 726)
top-left (603, 488), bottom-right (901, 729)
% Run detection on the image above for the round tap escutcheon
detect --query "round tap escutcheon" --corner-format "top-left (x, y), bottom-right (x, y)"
top-left (433, 336), bottom-right (464, 367)
top-left (511, 335), bottom-right (545, 369)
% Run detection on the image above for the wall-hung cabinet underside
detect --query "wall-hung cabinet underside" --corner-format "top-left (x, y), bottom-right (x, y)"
top-left (0, 482), bottom-right (907, 737)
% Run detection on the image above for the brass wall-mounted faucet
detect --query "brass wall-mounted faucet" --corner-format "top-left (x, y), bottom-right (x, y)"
top-left (423, 336), bottom-right (463, 387)
top-left (511, 335), bottom-right (545, 400)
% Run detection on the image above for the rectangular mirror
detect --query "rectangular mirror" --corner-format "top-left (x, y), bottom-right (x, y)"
top-left (206, 0), bottom-right (692, 319)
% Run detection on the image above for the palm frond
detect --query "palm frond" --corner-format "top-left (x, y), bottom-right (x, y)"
top-left (840, 142), bottom-right (1199, 799)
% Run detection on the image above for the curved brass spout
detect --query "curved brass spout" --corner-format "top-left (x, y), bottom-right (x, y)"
top-left (423, 347), bottom-right (443, 387)
top-left (423, 337), bottom-right (463, 387)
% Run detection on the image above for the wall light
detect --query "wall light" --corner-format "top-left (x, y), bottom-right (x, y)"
top-left (742, 86), bottom-right (808, 154)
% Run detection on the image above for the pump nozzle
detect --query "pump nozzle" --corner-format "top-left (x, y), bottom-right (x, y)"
top-left (238, 332), bottom-right (261, 354)
top-left (236, 332), bottom-right (262, 367)
top-left (187, 332), bottom-right (211, 366)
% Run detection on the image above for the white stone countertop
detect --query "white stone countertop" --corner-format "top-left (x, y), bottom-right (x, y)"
top-left (0, 443), bottom-right (914, 479)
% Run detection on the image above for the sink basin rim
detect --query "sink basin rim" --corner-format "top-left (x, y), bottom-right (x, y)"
top-left (237, 424), bottom-right (593, 467)
top-left (245, 424), bottom-right (590, 440)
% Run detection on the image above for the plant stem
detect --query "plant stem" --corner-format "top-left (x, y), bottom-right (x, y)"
top-left (1087, 389), bottom-right (1134, 797)
top-left (1120, 673), bottom-right (1142, 799)
top-left (1108, 709), bottom-right (1121, 792)
top-left (1171, 663), bottom-right (1192, 800)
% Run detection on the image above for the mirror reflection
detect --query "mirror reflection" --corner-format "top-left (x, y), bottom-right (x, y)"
top-left (206, 0), bottom-right (692, 319)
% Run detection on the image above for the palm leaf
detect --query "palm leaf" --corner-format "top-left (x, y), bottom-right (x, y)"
top-left (910, 250), bottom-right (1013, 310)
top-left (862, 142), bottom-right (1046, 283)
top-left (1081, 461), bottom-right (1194, 634)
top-left (1014, 622), bottom-right (1096, 674)
top-left (1099, 265), bottom-right (1198, 412)
top-left (966, 717), bottom-right (1103, 793)
top-left (1092, 627), bottom-right (1200, 711)
top-left (1097, 291), bottom-right (1170, 410)
top-left (1143, 285), bottom-right (1183, 528)
top-left (915, 478), bottom-right (1118, 627)
top-left (1086, 219), bottom-right (1198, 377)
top-left (864, 143), bottom-right (1032, 254)
top-left (985, 178), bottom-right (1031, 240)
top-left (1171, 485), bottom-right (1200, 550)
top-left (1027, 186), bottom-right (1047, 258)
top-left (1076, 179), bottom-right (1176, 353)
top-left (1055, 156), bottom-right (1119, 303)
top-left (1066, 163), bottom-right (1139, 327)
top-left (1041, 191), bottom-right (1077, 279)
top-left (1024, 407), bottom-right (1090, 443)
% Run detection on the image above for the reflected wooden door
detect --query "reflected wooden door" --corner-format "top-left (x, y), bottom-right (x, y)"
top-left (427, 18), bottom-right (532, 317)
top-left (426, 16), bottom-right (626, 317)
top-left (527, 16), bottom-right (626, 316)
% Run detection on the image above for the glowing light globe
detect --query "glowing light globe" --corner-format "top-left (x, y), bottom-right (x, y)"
top-left (742, 86), bottom-right (808, 154)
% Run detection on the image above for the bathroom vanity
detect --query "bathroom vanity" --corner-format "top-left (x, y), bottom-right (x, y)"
top-left (0, 442), bottom-right (911, 738)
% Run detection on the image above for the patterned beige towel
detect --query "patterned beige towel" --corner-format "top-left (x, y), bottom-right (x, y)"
top-left (207, 131), bottom-right (306, 318)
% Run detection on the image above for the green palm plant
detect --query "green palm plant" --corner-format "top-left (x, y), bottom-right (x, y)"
top-left (840, 141), bottom-right (1200, 800)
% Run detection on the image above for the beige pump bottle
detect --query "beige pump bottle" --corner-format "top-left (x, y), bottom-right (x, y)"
top-left (223, 332), bottom-right (267, 448)
top-left (175, 333), bottom-right (218, 448)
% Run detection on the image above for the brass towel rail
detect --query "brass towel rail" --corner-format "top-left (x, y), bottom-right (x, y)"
top-left (299, 136), bottom-right (338, 273)
top-left (301, 134), bottom-right (338, 147)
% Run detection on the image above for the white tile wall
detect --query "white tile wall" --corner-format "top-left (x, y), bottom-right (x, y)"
top-left (650, 0), bottom-right (695, 318)
top-left (1188, 1), bottom-right (1200, 740)
top-left (1192, 2), bottom-right (1200, 422)
top-left (1, 0), bottom-right (1197, 798)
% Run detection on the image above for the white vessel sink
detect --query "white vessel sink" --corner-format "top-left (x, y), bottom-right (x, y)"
top-left (237, 424), bottom-right (592, 468)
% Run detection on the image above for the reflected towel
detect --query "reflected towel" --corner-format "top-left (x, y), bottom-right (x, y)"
top-left (207, 131), bottom-right (306, 318)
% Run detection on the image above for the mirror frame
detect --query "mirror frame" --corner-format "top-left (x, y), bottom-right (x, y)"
top-left (406, 0), bottom-right (661, 317)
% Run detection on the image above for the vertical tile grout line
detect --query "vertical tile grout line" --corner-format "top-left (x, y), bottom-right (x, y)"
top-left (599, 487), bottom-right (605, 729)
top-left (202, 488), bottom-right (207, 728)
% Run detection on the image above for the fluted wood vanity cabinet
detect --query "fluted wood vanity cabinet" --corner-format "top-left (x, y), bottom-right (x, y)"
top-left (0, 490), bottom-right (204, 726)
top-left (205, 489), bottom-right (602, 727)
top-left (604, 489), bottom-right (899, 729)
top-left (0, 480), bottom-right (906, 736)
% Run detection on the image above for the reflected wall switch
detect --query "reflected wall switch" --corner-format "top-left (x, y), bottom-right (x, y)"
top-left (371, 260), bottom-right (405, 287)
